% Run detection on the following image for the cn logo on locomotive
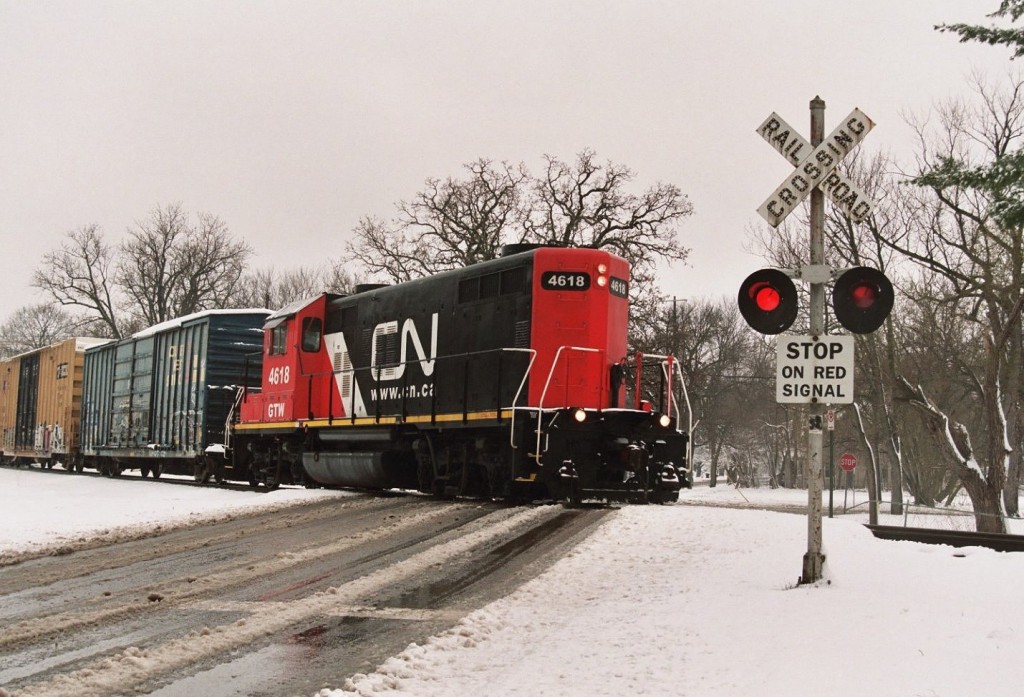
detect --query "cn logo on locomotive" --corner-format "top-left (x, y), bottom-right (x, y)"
top-left (370, 313), bottom-right (438, 382)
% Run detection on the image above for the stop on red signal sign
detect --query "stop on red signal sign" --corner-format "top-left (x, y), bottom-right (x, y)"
top-left (839, 452), bottom-right (857, 472)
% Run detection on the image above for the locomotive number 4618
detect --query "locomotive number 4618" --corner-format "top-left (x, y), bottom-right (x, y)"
top-left (267, 366), bottom-right (291, 385)
top-left (542, 271), bottom-right (590, 291)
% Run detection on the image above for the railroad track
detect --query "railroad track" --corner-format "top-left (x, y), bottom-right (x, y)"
top-left (866, 525), bottom-right (1024, 552)
top-left (0, 460), bottom-right (270, 494)
top-left (681, 497), bottom-right (1024, 553)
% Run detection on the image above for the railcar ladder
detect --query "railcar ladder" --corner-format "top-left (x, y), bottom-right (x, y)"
top-left (223, 386), bottom-right (246, 452)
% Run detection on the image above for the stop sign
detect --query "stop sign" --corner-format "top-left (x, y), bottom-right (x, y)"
top-left (839, 452), bottom-right (857, 472)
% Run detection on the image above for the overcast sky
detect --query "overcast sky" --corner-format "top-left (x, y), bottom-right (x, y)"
top-left (0, 1), bottom-right (1015, 320)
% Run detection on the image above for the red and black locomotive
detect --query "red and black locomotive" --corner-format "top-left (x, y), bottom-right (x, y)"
top-left (229, 245), bottom-right (690, 502)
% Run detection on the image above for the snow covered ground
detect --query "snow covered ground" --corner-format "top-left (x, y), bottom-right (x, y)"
top-left (2, 466), bottom-right (1023, 696)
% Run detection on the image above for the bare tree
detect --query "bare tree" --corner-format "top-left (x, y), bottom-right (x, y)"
top-left (35, 205), bottom-right (253, 337)
top-left (896, 288), bottom-right (983, 505)
top-left (348, 159), bottom-right (532, 283)
top-left (323, 259), bottom-right (361, 296)
top-left (349, 151), bottom-right (693, 297)
top-left (237, 261), bottom-right (361, 310)
top-left (172, 212), bottom-right (251, 312)
top-left (118, 203), bottom-right (252, 326)
top-left (0, 304), bottom-right (89, 357)
top-left (33, 224), bottom-right (121, 337)
top-left (530, 149), bottom-right (692, 289)
top-left (875, 74), bottom-right (1024, 530)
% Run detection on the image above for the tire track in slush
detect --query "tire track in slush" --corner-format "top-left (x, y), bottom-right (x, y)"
top-left (0, 500), bottom-right (482, 652)
top-left (11, 505), bottom-right (554, 697)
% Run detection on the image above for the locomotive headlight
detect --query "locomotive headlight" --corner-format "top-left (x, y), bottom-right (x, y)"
top-left (597, 263), bottom-right (608, 274)
top-left (573, 408), bottom-right (588, 423)
top-left (597, 275), bottom-right (608, 288)
top-left (658, 414), bottom-right (671, 428)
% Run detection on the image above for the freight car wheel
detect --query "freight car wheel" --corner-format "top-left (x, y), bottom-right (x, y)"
top-left (140, 465), bottom-right (151, 478)
top-left (194, 457), bottom-right (224, 484)
top-left (193, 459), bottom-right (212, 484)
top-left (151, 464), bottom-right (163, 479)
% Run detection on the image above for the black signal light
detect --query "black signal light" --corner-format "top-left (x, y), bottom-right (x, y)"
top-left (832, 266), bottom-right (894, 334)
top-left (738, 269), bottom-right (798, 334)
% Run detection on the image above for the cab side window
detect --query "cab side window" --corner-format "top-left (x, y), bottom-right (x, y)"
top-left (269, 324), bottom-right (288, 355)
top-left (301, 317), bottom-right (322, 352)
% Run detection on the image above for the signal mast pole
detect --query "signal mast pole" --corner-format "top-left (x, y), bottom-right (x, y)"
top-left (748, 98), bottom-right (886, 584)
top-left (802, 96), bottom-right (826, 584)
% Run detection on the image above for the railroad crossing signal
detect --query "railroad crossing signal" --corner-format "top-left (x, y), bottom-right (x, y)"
top-left (757, 111), bottom-right (875, 225)
top-left (756, 108), bottom-right (875, 227)
top-left (737, 269), bottom-right (798, 335)
top-left (750, 99), bottom-right (884, 586)
top-left (744, 105), bottom-right (892, 337)
top-left (737, 265), bottom-right (894, 336)
top-left (832, 266), bottom-right (894, 334)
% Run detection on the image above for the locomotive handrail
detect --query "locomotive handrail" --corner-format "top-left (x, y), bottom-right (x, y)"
top-left (532, 345), bottom-right (603, 464)
top-left (665, 357), bottom-right (695, 477)
top-left (640, 352), bottom-right (681, 424)
top-left (504, 348), bottom-right (538, 449)
top-left (223, 386), bottom-right (246, 452)
top-left (628, 351), bottom-right (695, 476)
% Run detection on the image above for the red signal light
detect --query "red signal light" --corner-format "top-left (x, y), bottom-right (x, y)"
top-left (850, 282), bottom-right (877, 309)
top-left (832, 267), bottom-right (893, 333)
top-left (738, 269), bottom-right (798, 334)
top-left (753, 283), bottom-right (781, 312)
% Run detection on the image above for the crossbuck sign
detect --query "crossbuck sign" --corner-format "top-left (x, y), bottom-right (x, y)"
top-left (757, 109), bottom-right (875, 227)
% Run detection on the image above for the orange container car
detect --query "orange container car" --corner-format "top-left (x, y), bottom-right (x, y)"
top-left (0, 337), bottom-right (109, 467)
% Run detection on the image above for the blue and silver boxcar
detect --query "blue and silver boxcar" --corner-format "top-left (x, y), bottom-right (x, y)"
top-left (80, 309), bottom-right (268, 480)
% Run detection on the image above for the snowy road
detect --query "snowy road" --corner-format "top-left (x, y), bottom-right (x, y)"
top-left (0, 493), bottom-right (609, 696)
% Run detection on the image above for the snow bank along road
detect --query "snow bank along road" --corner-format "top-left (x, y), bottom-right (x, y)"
top-left (0, 495), bottom-right (609, 696)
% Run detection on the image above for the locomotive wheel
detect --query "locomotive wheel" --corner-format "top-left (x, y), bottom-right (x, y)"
top-left (263, 464), bottom-right (281, 491)
top-left (259, 473), bottom-right (280, 491)
top-left (253, 457), bottom-right (281, 491)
